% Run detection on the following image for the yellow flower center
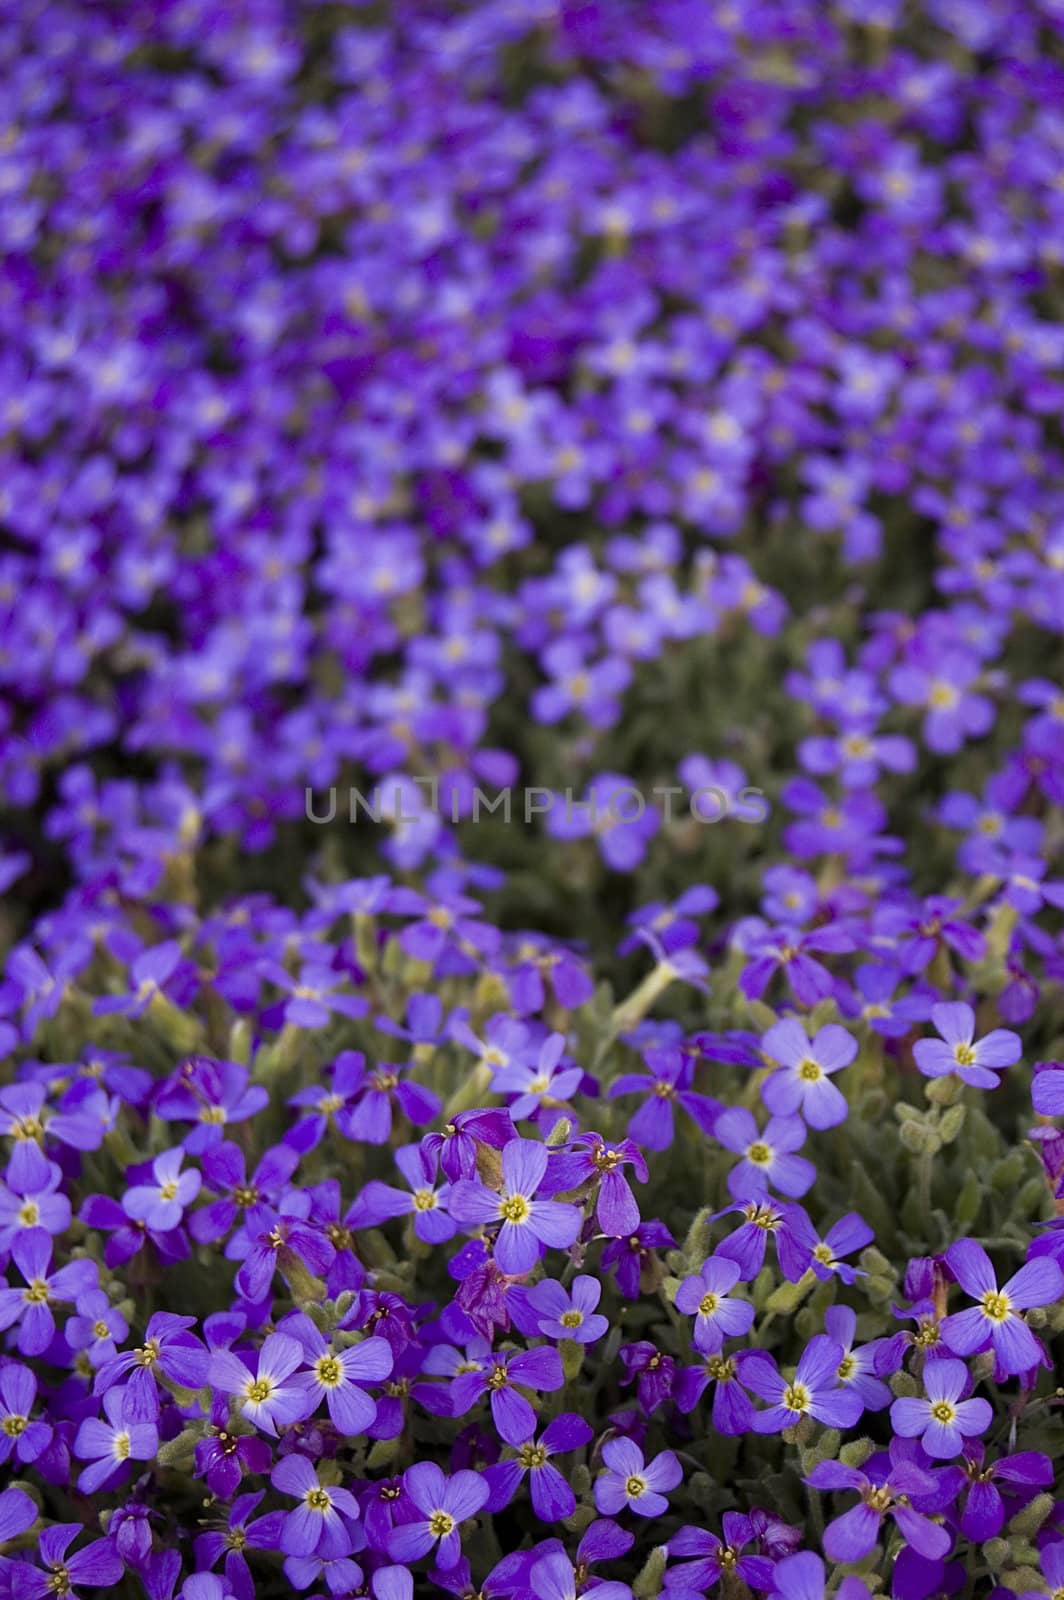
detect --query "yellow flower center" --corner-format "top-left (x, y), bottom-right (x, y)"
top-left (246, 1378), bottom-right (273, 1403)
top-left (953, 1043), bottom-right (976, 1067)
top-left (113, 1432), bottom-right (131, 1460)
top-left (23, 1279), bottom-right (50, 1304)
top-left (17, 1201), bottom-right (40, 1226)
top-left (699, 1292), bottom-right (720, 1316)
top-left (159, 1179), bottom-right (180, 1201)
top-left (518, 1444), bottom-right (549, 1469)
top-left (593, 1147), bottom-right (622, 1172)
top-left (625, 1475), bottom-right (647, 1498)
top-left (560, 1309), bottom-right (584, 1328)
top-left (429, 1510), bottom-right (455, 1537)
top-left (93, 1320), bottom-right (111, 1339)
top-left (306, 1488), bottom-right (332, 1512)
top-left (837, 1355), bottom-right (855, 1380)
top-left (798, 1058), bottom-right (821, 1082)
top-left (747, 1142), bottom-right (772, 1165)
top-left (981, 1290), bottom-right (1010, 1322)
top-left (498, 1194), bottom-right (530, 1224)
top-left (708, 1356), bottom-right (736, 1382)
top-left (199, 1105), bottom-right (227, 1124)
top-left (316, 1356), bottom-right (342, 1387)
top-left (783, 1383), bottom-right (811, 1412)
top-left (1, 1415), bottom-right (27, 1435)
top-left (930, 1400), bottom-right (956, 1424)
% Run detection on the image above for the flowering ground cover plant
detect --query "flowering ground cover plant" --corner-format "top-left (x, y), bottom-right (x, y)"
top-left (1, 1), bottom-right (1064, 1599)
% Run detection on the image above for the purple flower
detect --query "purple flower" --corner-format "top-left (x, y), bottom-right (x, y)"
top-left (824, 1306), bottom-right (892, 1411)
top-left (594, 1437), bottom-right (682, 1518)
top-left (154, 1057), bottom-right (268, 1154)
top-left (64, 1288), bottom-right (128, 1367)
top-left (953, 1444), bottom-right (1053, 1541)
top-left (284, 1312), bottom-right (393, 1433)
top-left (492, 1033), bottom-right (583, 1122)
top-left (263, 961), bottom-right (369, 1029)
top-left (545, 773), bottom-right (660, 872)
top-left (714, 1108), bottom-right (815, 1200)
top-left (387, 1462), bottom-right (489, 1568)
top-left (0, 1230), bottom-right (97, 1356)
top-left (483, 1413), bottom-right (594, 1521)
top-left (210, 1331), bottom-right (311, 1436)
top-left (234, 1193), bottom-right (336, 1302)
top-left (673, 1255), bottom-right (754, 1353)
top-left (0, 1362), bottom-right (51, 1464)
top-left (334, 1054), bottom-right (441, 1144)
top-left (347, 1143), bottom-right (455, 1245)
top-left (601, 1220), bottom-right (676, 1298)
top-left (271, 1454), bottom-right (360, 1558)
top-left (890, 1358), bottom-right (993, 1457)
top-left (123, 1148), bottom-right (201, 1232)
top-left (806, 1443), bottom-right (951, 1561)
top-left (94, 1311), bottom-right (209, 1421)
top-left (528, 1274), bottom-right (609, 1344)
top-left (940, 1240), bottom-right (1063, 1376)
top-left (809, 1214), bottom-right (874, 1284)
top-left (715, 1198), bottom-right (815, 1282)
top-left (664, 1513), bottom-right (776, 1593)
top-left (449, 1138), bottom-right (581, 1274)
top-left (0, 1485), bottom-right (36, 1542)
top-left (608, 1047), bottom-right (722, 1150)
top-left (528, 1548), bottom-right (632, 1600)
top-left (759, 1018), bottom-right (856, 1129)
top-left (913, 1003), bottom-right (1021, 1089)
top-left (0, 1158), bottom-right (72, 1249)
top-left (767, 1552), bottom-right (870, 1600)
top-left (193, 1491), bottom-right (287, 1600)
top-left (73, 1386), bottom-right (158, 1492)
top-left (674, 1349), bottom-right (767, 1434)
top-left (188, 1140), bottom-right (300, 1247)
top-left (21, 1526), bottom-right (123, 1600)
top-left (93, 939), bottom-right (186, 1018)
top-left (747, 1336), bottom-right (864, 1433)
top-left (1031, 1062), bottom-right (1064, 1116)
top-left (546, 1134), bottom-right (648, 1237)
top-left (449, 1345), bottom-right (564, 1445)
top-left (421, 1107), bottom-right (515, 1183)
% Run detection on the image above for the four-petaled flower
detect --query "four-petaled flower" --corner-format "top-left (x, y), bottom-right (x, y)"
top-left (940, 1239), bottom-right (1064, 1376)
top-left (594, 1437), bottom-right (682, 1518)
top-left (449, 1138), bottom-right (581, 1274)
top-left (889, 1357), bottom-right (993, 1458)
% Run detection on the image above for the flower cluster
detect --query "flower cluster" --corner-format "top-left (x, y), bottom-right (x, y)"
top-left (1, 3), bottom-right (1064, 1600)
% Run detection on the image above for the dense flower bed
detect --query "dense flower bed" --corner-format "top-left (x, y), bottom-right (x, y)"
top-left (1, 3), bottom-right (1064, 1599)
